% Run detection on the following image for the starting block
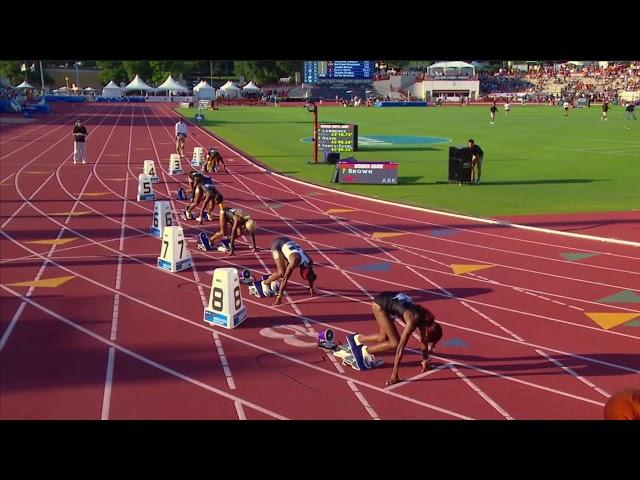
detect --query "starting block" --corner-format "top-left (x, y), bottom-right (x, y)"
top-left (150, 201), bottom-right (172, 238)
top-left (345, 334), bottom-right (384, 371)
top-left (192, 147), bottom-right (204, 167)
top-left (238, 268), bottom-right (253, 285)
top-left (248, 274), bottom-right (279, 298)
top-left (204, 267), bottom-right (247, 329)
top-left (137, 173), bottom-right (156, 201)
top-left (143, 160), bottom-right (159, 183)
top-left (332, 343), bottom-right (352, 359)
top-left (318, 329), bottom-right (337, 351)
top-left (157, 226), bottom-right (192, 272)
top-left (197, 232), bottom-right (214, 251)
top-left (177, 188), bottom-right (187, 200)
top-left (182, 209), bottom-right (194, 221)
top-left (217, 239), bottom-right (231, 252)
top-left (169, 153), bottom-right (184, 175)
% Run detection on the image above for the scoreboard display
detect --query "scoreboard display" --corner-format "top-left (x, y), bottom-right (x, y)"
top-left (318, 124), bottom-right (358, 152)
top-left (304, 61), bottom-right (374, 83)
top-left (332, 161), bottom-right (399, 185)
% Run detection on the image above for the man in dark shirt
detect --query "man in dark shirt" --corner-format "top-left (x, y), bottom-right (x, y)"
top-left (72, 119), bottom-right (88, 164)
top-left (489, 102), bottom-right (498, 124)
top-left (468, 138), bottom-right (484, 184)
top-left (601, 102), bottom-right (609, 122)
top-left (625, 102), bottom-right (637, 120)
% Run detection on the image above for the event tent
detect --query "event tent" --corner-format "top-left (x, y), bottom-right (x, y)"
top-left (427, 61), bottom-right (475, 76)
top-left (217, 80), bottom-right (241, 98)
top-left (124, 75), bottom-right (155, 93)
top-left (101, 80), bottom-right (122, 97)
top-left (194, 80), bottom-right (216, 100)
top-left (15, 80), bottom-right (35, 89)
top-left (155, 75), bottom-right (189, 92)
top-left (242, 80), bottom-right (260, 92)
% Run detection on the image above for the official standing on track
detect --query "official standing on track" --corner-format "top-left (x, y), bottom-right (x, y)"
top-left (72, 119), bottom-right (88, 165)
top-left (175, 118), bottom-right (188, 157)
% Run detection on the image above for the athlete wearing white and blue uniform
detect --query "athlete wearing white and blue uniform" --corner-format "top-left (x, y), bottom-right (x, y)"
top-left (264, 236), bottom-right (317, 305)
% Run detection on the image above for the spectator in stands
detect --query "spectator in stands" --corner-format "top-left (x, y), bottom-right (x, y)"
top-left (72, 119), bottom-right (88, 165)
top-left (468, 139), bottom-right (484, 184)
top-left (175, 118), bottom-right (188, 157)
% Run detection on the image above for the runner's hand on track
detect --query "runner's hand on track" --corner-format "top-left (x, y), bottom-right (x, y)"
top-left (273, 294), bottom-right (283, 306)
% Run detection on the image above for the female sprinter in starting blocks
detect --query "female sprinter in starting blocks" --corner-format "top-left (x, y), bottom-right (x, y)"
top-left (184, 172), bottom-right (216, 221)
top-left (205, 148), bottom-right (226, 173)
top-left (208, 207), bottom-right (257, 255)
top-left (351, 292), bottom-right (443, 386)
top-left (263, 237), bottom-right (317, 306)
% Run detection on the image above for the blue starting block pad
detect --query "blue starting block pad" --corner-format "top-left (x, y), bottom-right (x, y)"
top-left (197, 234), bottom-right (230, 253)
top-left (197, 232), bottom-right (214, 251)
top-left (344, 334), bottom-right (384, 370)
top-left (247, 274), bottom-right (279, 298)
top-left (177, 188), bottom-right (190, 200)
top-left (346, 334), bottom-right (368, 370)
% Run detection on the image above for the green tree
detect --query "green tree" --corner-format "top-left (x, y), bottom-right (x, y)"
top-left (233, 60), bottom-right (292, 83)
top-left (96, 61), bottom-right (128, 84)
top-left (147, 60), bottom-right (200, 85)
top-left (122, 61), bottom-right (154, 83)
top-left (0, 61), bottom-right (53, 86)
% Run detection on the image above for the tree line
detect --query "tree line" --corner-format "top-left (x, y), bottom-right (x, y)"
top-left (0, 60), bottom-right (304, 87)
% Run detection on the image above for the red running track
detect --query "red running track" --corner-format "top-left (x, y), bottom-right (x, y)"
top-left (1, 104), bottom-right (639, 420)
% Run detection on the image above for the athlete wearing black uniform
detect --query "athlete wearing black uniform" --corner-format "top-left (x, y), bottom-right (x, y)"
top-left (184, 172), bottom-right (216, 221)
top-left (205, 148), bottom-right (226, 173)
top-left (353, 291), bottom-right (443, 386)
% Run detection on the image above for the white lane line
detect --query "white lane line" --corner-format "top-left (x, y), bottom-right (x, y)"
top-left (449, 364), bottom-right (514, 420)
top-left (1, 284), bottom-right (288, 420)
top-left (535, 349), bottom-right (610, 398)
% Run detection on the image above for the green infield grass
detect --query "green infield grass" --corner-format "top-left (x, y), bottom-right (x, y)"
top-left (177, 105), bottom-right (639, 216)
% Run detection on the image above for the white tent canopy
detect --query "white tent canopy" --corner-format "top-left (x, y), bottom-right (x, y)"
top-left (427, 61), bottom-right (475, 76)
top-left (15, 80), bottom-right (35, 89)
top-left (102, 80), bottom-right (122, 98)
top-left (218, 80), bottom-right (241, 98)
top-left (155, 75), bottom-right (188, 92)
top-left (242, 80), bottom-right (260, 91)
top-left (194, 80), bottom-right (215, 100)
top-left (124, 74), bottom-right (155, 92)
top-left (220, 80), bottom-right (240, 91)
